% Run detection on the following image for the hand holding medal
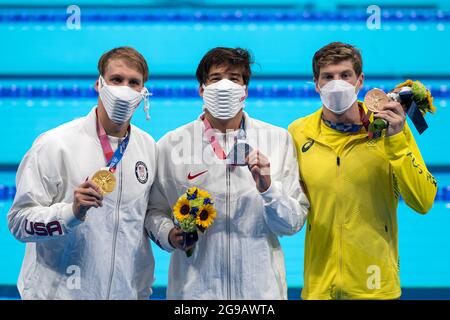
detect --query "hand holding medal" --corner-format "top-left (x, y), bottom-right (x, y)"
top-left (74, 163), bottom-right (119, 221)
top-left (364, 89), bottom-right (406, 138)
top-left (72, 180), bottom-right (104, 221)
top-left (364, 80), bottom-right (437, 139)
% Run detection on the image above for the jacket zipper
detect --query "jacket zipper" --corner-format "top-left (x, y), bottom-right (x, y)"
top-left (225, 138), bottom-right (231, 300)
top-left (106, 161), bottom-right (122, 299)
top-left (336, 156), bottom-right (343, 299)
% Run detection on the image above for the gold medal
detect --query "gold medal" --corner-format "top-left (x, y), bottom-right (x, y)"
top-left (364, 88), bottom-right (390, 113)
top-left (91, 168), bottom-right (116, 195)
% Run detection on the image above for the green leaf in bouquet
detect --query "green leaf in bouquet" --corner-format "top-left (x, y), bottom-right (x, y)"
top-left (189, 197), bottom-right (204, 208)
top-left (369, 118), bottom-right (388, 131)
top-left (180, 216), bottom-right (197, 233)
top-left (412, 81), bottom-right (428, 101)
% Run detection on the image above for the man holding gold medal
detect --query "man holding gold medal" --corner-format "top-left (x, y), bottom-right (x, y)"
top-left (146, 47), bottom-right (310, 299)
top-left (8, 47), bottom-right (157, 299)
top-left (288, 42), bottom-right (438, 299)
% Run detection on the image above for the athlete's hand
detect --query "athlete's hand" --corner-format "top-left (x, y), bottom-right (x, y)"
top-left (246, 149), bottom-right (271, 193)
top-left (72, 180), bottom-right (103, 221)
top-left (168, 226), bottom-right (195, 251)
top-left (375, 101), bottom-right (406, 137)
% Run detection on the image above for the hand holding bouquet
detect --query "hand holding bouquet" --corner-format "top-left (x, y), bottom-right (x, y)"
top-left (173, 187), bottom-right (217, 257)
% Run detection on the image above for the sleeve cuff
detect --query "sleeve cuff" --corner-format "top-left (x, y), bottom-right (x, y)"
top-left (259, 181), bottom-right (282, 204)
top-left (158, 221), bottom-right (176, 253)
top-left (60, 203), bottom-right (83, 229)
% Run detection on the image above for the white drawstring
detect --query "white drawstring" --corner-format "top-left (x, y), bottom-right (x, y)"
top-left (141, 87), bottom-right (153, 121)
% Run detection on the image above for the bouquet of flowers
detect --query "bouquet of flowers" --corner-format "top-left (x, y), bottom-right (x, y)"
top-left (366, 79), bottom-right (437, 138)
top-left (173, 187), bottom-right (217, 257)
top-left (392, 79), bottom-right (437, 114)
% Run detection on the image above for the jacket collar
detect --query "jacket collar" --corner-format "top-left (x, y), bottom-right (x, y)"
top-left (198, 111), bottom-right (252, 144)
top-left (300, 101), bottom-right (372, 142)
top-left (82, 106), bottom-right (133, 147)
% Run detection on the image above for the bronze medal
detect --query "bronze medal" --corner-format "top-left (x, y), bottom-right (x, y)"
top-left (364, 88), bottom-right (390, 113)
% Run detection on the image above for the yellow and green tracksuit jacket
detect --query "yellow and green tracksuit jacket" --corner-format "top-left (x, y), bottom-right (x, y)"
top-left (288, 103), bottom-right (438, 300)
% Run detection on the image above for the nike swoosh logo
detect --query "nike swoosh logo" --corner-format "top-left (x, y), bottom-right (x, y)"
top-left (187, 170), bottom-right (208, 180)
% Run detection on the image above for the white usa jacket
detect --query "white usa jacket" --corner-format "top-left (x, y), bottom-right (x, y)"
top-left (146, 112), bottom-right (309, 300)
top-left (7, 107), bottom-right (157, 300)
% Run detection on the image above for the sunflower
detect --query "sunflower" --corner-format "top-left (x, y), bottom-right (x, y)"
top-left (173, 197), bottom-right (191, 222)
top-left (197, 189), bottom-right (212, 200)
top-left (196, 204), bottom-right (217, 229)
top-left (196, 188), bottom-right (214, 207)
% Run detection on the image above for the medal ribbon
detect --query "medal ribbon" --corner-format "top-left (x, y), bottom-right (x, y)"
top-left (202, 114), bottom-right (246, 160)
top-left (322, 106), bottom-right (369, 133)
top-left (96, 109), bottom-right (130, 173)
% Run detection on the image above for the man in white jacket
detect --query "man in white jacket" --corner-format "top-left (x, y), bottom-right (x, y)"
top-left (146, 47), bottom-right (309, 299)
top-left (8, 47), bottom-right (157, 299)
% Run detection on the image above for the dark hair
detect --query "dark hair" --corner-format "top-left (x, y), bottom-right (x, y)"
top-left (98, 46), bottom-right (149, 82)
top-left (312, 42), bottom-right (363, 80)
top-left (196, 47), bottom-right (253, 86)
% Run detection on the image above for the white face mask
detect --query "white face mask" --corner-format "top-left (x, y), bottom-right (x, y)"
top-left (202, 79), bottom-right (247, 120)
top-left (319, 79), bottom-right (359, 115)
top-left (98, 76), bottom-right (151, 124)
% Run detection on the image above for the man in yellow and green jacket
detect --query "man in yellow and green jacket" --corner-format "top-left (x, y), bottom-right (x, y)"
top-left (288, 42), bottom-right (437, 300)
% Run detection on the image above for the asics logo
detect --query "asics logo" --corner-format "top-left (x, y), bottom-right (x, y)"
top-left (302, 140), bottom-right (315, 153)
